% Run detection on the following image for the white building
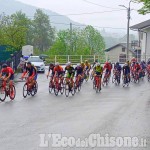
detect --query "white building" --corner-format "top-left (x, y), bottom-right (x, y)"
top-left (130, 19), bottom-right (150, 60)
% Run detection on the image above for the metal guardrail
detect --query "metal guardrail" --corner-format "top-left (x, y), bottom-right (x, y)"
top-left (45, 54), bottom-right (150, 65)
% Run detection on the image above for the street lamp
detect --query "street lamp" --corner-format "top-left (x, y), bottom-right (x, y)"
top-left (119, 0), bottom-right (132, 61)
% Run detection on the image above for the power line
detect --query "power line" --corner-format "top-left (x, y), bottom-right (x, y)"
top-left (27, 9), bottom-right (126, 18)
top-left (82, 0), bottom-right (121, 10)
top-left (49, 21), bottom-right (126, 30)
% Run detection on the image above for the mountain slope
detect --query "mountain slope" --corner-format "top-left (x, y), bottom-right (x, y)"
top-left (0, 0), bottom-right (83, 30)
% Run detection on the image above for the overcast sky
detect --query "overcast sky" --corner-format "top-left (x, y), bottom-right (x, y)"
top-left (17, 0), bottom-right (150, 31)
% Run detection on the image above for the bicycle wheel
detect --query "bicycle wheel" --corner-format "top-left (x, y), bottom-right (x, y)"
top-left (90, 73), bottom-right (93, 80)
top-left (34, 81), bottom-right (38, 94)
top-left (112, 75), bottom-right (116, 83)
top-left (96, 79), bottom-right (101, 93)
top-left (0, 86), bottom-right (6, 102)
top-left (78, 81), bottom-right (81, 92)
top-left (115, 76), bottom-right (119, 85)
top-left (49, 81), bottom-right (53, 93)
top-left (54, 86), bottom-right (59, 96)
top-left (23, 83), bottom-right (28, 98)
top-left (93, 80), bottom-right (96, 89)
top-left (71, 83), bottom-right (76, 96)
top-left (9, 85), bottom-right (16, 100)
top-left (96, 84), bottom-right (99, 93)
top-left (85, 74), bottom-right (89, 82)
top-left (31, 85), bottom-right (36, 97)
top-left (65, 83), bottom-right (69, 97)
top-left (148, 75), bottom-right (150, 82)
top-left (60, 83), bottom-right (64, 95)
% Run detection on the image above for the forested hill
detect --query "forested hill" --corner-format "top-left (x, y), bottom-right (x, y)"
top-left (0, 0), bottom-right (82, 30)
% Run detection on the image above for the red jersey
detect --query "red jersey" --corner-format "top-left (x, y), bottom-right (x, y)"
top-left (1, 67), bottom-right (14, 75)
top-left (104, 63), bottom-right (111, 71)
top-left (134, 64), bottom-right (141, 71)
top-left (54, 66), bottom-right (63, 73)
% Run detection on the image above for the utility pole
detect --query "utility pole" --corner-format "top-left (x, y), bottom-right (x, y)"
top-left (119, 0), bottom-right (132, 61)
top-left (70, 22), bottom-right (73, 54)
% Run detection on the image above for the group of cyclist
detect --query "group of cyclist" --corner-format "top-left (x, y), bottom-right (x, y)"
top-left (113, 57), bottom-right (149, 84)
top-left (46, 60), bottom-right (91, 87)
top-left (1, 56), bottom-right (150, 100)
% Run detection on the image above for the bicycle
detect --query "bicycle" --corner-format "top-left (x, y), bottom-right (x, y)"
top-left (133, 71), bottom-right (139, 83)
top-left (84, 70), bottom-right (89, 82)
top-left (90, 70), bottom-right (94, 80)
top-left (74, 75), bottom-right (82, 92)
top-left (122, 75), bottom-right (130, 87)
top-left (112, 71), bottom-right (120, 85)
top-left (64, 77), bottom-right (76, 97)
top-left (23, 77), bottom-right (38, 98)
top-left (53, 75), bottom-right (64, 96)
top-left (48, 76), bottom-right (55, 93)
top-left (93, 75), bottom-right (102, 93)
top-left (102, 72), bottom-right (109, 86)
top-left (0, 78), bottom-right (16, 101)
top-left (147, 70), bottom-right (150, 82)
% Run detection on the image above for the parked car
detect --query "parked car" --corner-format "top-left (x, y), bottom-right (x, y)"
top-left (28, 56), bottom-right (45, 73)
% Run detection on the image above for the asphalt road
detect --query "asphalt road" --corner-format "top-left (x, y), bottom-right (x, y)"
top-left (0, 71), bottom-right (150, 150)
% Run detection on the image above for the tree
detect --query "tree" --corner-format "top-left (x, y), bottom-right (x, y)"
top-left (83, 25), bottom-right (105, 55)
top-left (134, 0), bottom-right (150, 14)
top-left (48, 26), bottom-right (105, 57)
top-left (0, 11), bottom-right (30, 49)
top-left (32, 9), bottom-right (55, 51)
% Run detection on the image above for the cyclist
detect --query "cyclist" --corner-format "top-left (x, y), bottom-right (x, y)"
top-left (122, 63), bottom-right (130, 83)
top-left (94, 62), bottom-right (103, 89)
top-left (127, 60), bottom-right (131, 67)
top-left (0, 64), bottom-right (14, 92)
top-left (134, 62), bottom-right (141, 78)
top-left (113, 62), bottom-right (122, 83)
top-left (81, 62), bottom-right (85, 70)
top-left (140, 60), bottom-right (146, 77)
top-left (108, 60), bottom-right (113, 70)
top-left (130, 60), bottom-right (136, 77)
top-left (53, 62), bottom-right (64, 84)
top-left (54, 62), bottom-right (64, 77)
top-left (131, 57), bottom-right (137, 63)
top-left (92, 59), bottom-right (98, 68)
top-left (47, 63), bottom-right (55, 79)
top-left (75, 63), bottom-right (83, 82)
top-left (85, 60), bottom-right (91, 73)
top-left (103, 62), bottom-right (111, 79)
top-left (65, 62), bottom-right (75, 88)
top-left (21, 62), bottom-right (37, 90)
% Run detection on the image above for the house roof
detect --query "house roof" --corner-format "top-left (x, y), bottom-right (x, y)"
top-left (105, 43), bottom-right (135, 54)
top-left (130, 19), bottom-right (150, 30)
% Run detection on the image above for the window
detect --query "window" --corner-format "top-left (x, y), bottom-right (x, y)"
top-left (122, 47), bottom-right (125, 52)
top-left (119, 54), bottom-right (126, 63)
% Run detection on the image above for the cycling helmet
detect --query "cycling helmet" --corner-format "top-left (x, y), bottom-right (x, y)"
top-left (50, 63), bottom-right (54, 67)
top-left (97, 63), bottom-right (100, 66)
top-left (2, 64), bottom-right (8, 68)
top-left (124, 63), bottom-right (128, 66)
top-left (116, 62), bottom-right (119, 65)
top-left (55, 62), bottom-right (59, 66)
top-left (85, 60), bottom-right (88, 63)
top-left (81, 62), bottom-right (84, 66)
top-left (77, 63), bottom-right (80, 67)
top-left (67, 62), bottom-right (71, 66)
top-left (27, 62), bottom-right (32, 65)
